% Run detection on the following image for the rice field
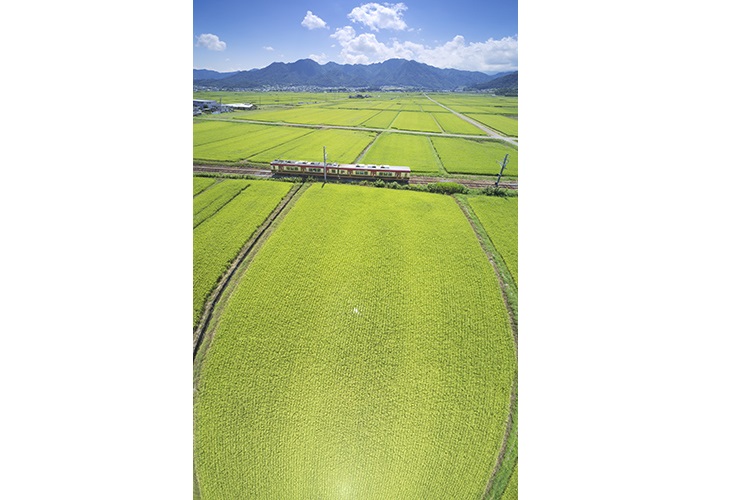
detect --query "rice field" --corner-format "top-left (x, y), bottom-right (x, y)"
top-left (236, 106), bottom-right (380, 127)
top-left (467, 196), bottom-right (519, 284)
top-left (193, 179), bottom-right (252, 228)
top-left (194, 92), bottom-right (519, 177)
top-left (360, 133), bottom-right (442, 173)
top-left (432, 111), bottom-right (486, 135)
top-left (466, 113), bottom-right (518, 137)
top-left (389, 111), bottom-right (442, 133)
top-left (193, 177), bottom-right (216, 196)
top-left (194, 184), bottom-right (516, 499)
top-left (431, 136), bottom-right (519, 177)
top-left (193, 122), bottom-right (314, 162)
top-left (193, 179), bottom-right (292, 327)
top-left (247, 128), bottom-right (377, 164)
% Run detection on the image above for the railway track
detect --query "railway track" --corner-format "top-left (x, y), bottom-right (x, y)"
top-left (409, 176), bottom-right (517, 190)
top-left (193, 164), bottom-right (518, 190)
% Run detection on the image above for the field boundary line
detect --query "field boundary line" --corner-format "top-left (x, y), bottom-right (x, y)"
top-left (429, 110), bottom-right (445, 133)
top-left (427, 136), bottom-right (449, 177)
top-left (483, 378), bottom-right (518, 500)
top-left (193, 184), bottom-right (251, 230)
top-left (354, 132), bottom-right (382, 163)
top-left (454, 194), bottom-right (519, 498)
top-left (193, 178), bottom-right (221, 198)
top-left (192, 181), bottom-right (306, 358)
top-left (453, 195), bottom-right (517, 339)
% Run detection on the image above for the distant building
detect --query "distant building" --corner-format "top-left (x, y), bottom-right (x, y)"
top-left (193, 99), bottom-right (234, 114)
top-left (193, 99), bottom-right (218, 111)
top-left (225, 103), bottom-right (256, 111)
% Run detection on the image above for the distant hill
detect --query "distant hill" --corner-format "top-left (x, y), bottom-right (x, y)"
top-left (470, 71), bottom-right (518, 94)
top-left (193, 58), bottom-right (499, 91)
top-left (193, 69), bottom-right (240, 80)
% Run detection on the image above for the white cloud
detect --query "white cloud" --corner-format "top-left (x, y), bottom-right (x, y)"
top-left (195, 33), bottom-right (226, 51)
top-left (301, 11), bottom-right (328, 30)
top-left (330, 28), bottom-right (518, 72)
top-left (309, 53), bottom-right (328, 64)
top-left (331, 26), bottom-right (357, 43)
top-left (348, 2), bottom-right (408, 31)
top-left (263, 46), bottom-right (274, 51)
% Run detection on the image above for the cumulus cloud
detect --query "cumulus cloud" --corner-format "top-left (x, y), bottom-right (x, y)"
top-left (195, 33), bottom-right (226, 51)
top-left (331, 26), bottom-right (357, 43)
top-left (263, 46), bottom-right (274, 51)
top-left (301, 11), bottom-right (328, 30)
top-left (330, 28), bottom-right (518, 72)
top-left (348, 2), bottom-right (408, 31)
top-left (309, 53), bottom-right (329, 64)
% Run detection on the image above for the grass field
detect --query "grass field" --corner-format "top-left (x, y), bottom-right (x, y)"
top-left (360, 133), bottom-right (442, 173)
top-left (467, 196), bottom-right (518, 285)
top-left (431, 136), bottom-right (519, 177)
top-left (193, 180), bottom-right (292, 327)
top-left (194, 184), bottom-right (516, 499)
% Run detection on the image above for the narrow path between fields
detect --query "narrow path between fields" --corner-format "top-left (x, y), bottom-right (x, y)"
top-left (423, 94), bottom-right (518, 146)
top-left (193, 182), bottom-right (306, 359)
top-left (453, 195), bottom-right (519, 499)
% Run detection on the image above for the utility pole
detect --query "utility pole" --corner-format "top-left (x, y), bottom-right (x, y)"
top-left (495, 154), bottom-right (510, 187)
top-left (323, 146), bottom-right (327, 183)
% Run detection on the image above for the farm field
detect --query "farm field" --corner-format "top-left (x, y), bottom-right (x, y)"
top-left (432, 111), bottom-right (486, 135)
top-left (193, 179), bottom-right (252, 228)
top-left (432, 136), bottom-right (519, 177)
top-left (248, 128), bottom-right (376, 164)
top-left (361, 109), bottom-right (399, 129)
top-left (193, 121), bottom-right (314, 162)
top-left (193, 179), bottom-right (292, 327)
top-left (194, 184), bottom-right (517, 499)
top-left (234, 106), bottom-right (380, 127)
top-left (389, 110), bottom-right (442, 133)
top-left (193, 177), bottom-right (216, 196)
top-left (360, 133), bottom-right (442, 173)
top-left (194, 92), bottom-right (520, 177)
top-left (467, 196), bottom-right (519, 285)
top-left (466, 113), bottom-right (519, 137)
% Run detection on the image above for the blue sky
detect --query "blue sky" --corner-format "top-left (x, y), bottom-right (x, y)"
top-left (194, 0), bottom-right (517, 74)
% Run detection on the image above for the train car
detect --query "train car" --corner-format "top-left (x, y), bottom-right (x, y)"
top-left (270, 159), bottom-right (411, 181)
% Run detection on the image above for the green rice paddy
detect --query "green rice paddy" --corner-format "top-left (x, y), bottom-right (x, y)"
top-left (194, 184), bottom-right (516, 499)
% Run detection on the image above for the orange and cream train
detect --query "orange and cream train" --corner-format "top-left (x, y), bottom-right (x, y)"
top-left (270, 159), bottom-right (411, 180)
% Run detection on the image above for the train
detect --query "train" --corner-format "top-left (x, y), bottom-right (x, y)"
top-left (269, 159), bottom-right (411, 180)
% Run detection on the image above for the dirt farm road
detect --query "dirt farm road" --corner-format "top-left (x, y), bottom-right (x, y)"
top-left (422, 94), bottom-right (518, 146)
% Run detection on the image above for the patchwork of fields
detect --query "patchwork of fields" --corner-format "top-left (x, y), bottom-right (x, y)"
top-left (194, 91), bottom-right (518, 178)
top-left (193, 182), bottom-right (518, 499)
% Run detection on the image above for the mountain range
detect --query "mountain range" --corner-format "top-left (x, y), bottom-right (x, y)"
top-left (194, 58), bottom-right (513, 91)
top-left (470, 71), bottom-right (518, 91)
